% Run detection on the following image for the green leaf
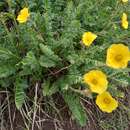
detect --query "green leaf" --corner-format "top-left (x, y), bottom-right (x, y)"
top-left (42, 80), bottom-right (59, 96)
top-left (0, 64), bottom-right (15, 78)
top-left (15, 78), bottom-right (28, 110)
top-left (39, 44), bottom-right (61, 67)
top-left (109, 72), bottom-right (130, 86)
top-left (100, 68), bottom-right (130, 87)
top-left (0, 47), bottom-right (18, 60)
top-left (39, 44), bottom-right (54, 55)
top-left (39, 44), bottom-right (61, 61)
top-left (39, 55), bottom-right (56, 67)
top-left (21, 51), bottom-right (40, 70)
top-left (63, 91), bottom-right (87, 126)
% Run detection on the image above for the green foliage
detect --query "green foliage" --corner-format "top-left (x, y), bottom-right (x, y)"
top-left (21, 51), bottom-right (40, 72)
top-left (0, 0), bottom-right (130, 127)
top-left (0, 64), bottom-right (16, 78)
top-left (39, 43), bottom-right (61, 67)
top-left (63, 91), bottom-right (87, 126)
top-left (15, 77), bottom-right (28, 109)
top-left (42, 80), bottom-right (59, 96)
top-left (0, 47), bottom-right (19, 60)
top-left (98, 104), bottom-right (130, 130)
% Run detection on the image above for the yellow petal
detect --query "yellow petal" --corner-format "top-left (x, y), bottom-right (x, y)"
top-left (82, 32), bottom-right (97, 46)
top-left (122, 0), bottom-right (128, 3)
top-left (122, 20), bottom-right (128, 29)
top-left (20, 8), bottom-right (30, 17)
top-left (121, 13), bottom-right (129, 29)
top-left (17, 15), bottom-right (28, 23)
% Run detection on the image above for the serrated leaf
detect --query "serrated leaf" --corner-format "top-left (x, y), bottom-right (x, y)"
top-left (0, 64), bottom-right (15, 78)
top-left (63, 91), bottom-right (87, 126)
top-left (0, 47), bottom-right (17, 60)
top-left (51, 73), bottom-right (81, 91)
top-left (39, 44), bottom-right (54, 55)
top-left (39, 44), bottom-right (61, 62)
top-left (21, 51), bottom-right (39, 70)
top-left (42, 80), bottom-right (59, 96)
top-left (39, 55), bottom-right (56, 67)
top-left (15, 78), bottom-right (28, 110)
top-left (109, 72), bottom-right (130, 86)
top-left (39, 44), bottom-right (61, 67)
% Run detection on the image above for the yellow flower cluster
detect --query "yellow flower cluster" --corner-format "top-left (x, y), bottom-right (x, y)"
top-left (16, 3), bottom-right (129, 114)
top-left (82, 1), bottom-right (130, 113)
top-left (83, 70), bottom-right (118, 113)
top-left (82, 33), bottom-right (130, 68)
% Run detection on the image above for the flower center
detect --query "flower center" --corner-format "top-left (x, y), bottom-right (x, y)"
top-left (91, 79), bottom-right (98, 85)
top-left (115, 55), bottom-right (123, 62)
top-left (103, 98), bottom-right (111, 104)
top-left (85, 37), bottom-right (91, 43)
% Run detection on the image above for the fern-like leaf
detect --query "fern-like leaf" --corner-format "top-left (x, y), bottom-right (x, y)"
top-left (63, 91), bottom-right (87, 126)
top-left (15, 77), bottom-right (28, 109)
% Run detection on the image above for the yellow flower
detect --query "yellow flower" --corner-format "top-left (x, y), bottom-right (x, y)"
top-left (122, 0), bottom-right (128, 2)
top-left (82, 32), bottom-right (97, 46)
top-left (121, 13), bottom-right (129, 29)
top-left (17, 7), bottom-right (30, 23)
top-left (106, 44), bottom-right (130, 69)
top-left (96, 91), bottom-right (118, 113)
top-left (83, 70), bottom-right (108, 94)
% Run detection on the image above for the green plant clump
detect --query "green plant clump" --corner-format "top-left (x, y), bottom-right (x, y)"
top-left (0, 0), bottom-right (130, 128)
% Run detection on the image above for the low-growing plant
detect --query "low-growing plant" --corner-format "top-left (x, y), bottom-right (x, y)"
top-left (0, 0), bottom-right (130, 128)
